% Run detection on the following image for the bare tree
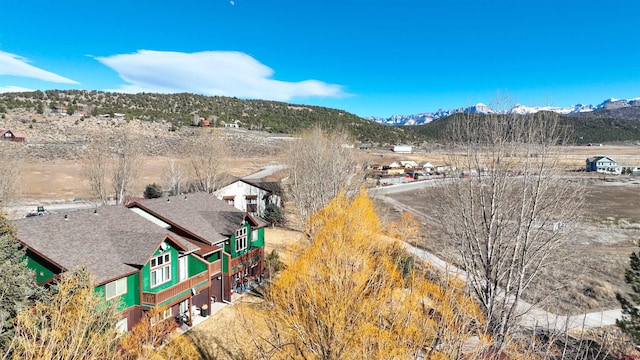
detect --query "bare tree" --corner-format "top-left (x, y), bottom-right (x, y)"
top-left (0, 142), bottom-right (23, 209)
top-left (111, 132), bottom-right (142, 204)
top-left (81, 142), bottom-right (111, 205)
top-left (185, 128), bottom-right (228, 193)
top-left (285, 127), bottom-right (363, 229)
top-left (434, 110), bottom-right (582, 350)
top-left (165, 159), bottom-right (185, 196)
top-left (82, 131), bottom-right (142, 205)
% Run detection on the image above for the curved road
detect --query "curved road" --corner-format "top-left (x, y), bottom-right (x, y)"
top-left (371, 180), bottom-right (625, 333)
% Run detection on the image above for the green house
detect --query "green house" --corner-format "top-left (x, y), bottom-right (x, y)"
top-left (15, 192), bottom-right (266, 331)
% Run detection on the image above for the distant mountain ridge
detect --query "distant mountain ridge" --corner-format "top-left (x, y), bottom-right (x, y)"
top-left (369, 98), bottom-right (640, 126)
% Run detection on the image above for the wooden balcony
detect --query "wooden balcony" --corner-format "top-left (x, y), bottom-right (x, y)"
top-left (141, 272), bottom-right (209, 307)
top-left (229, 246), bottom-right (263, 271)
top-left (209, 259), bottom-right (222, 275)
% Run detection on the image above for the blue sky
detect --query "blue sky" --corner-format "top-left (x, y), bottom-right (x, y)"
top-left (0, 0), bottom-right (638, 118)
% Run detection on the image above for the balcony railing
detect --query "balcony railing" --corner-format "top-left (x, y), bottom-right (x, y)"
top-left (209, 259), bottom-right (222, 275)
top-left (141, 271), bottom-right (209, 307)
top-left (229, 246), bottom-right (263, 271)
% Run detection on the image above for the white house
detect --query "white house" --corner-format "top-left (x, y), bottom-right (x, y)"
top-left (214, 178), bottom-right (282, 218)
top-left (392, 145), bottom-right (413, 153)
top-left (586, 156), bottom-right (618, 173)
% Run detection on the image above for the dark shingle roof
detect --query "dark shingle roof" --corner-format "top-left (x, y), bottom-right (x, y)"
top-left (220, 177), bottom-right (283, 197)
top-left (14, 205), bottom-right (184, 284)
top-left (129, 192), bottom-right (246, 245)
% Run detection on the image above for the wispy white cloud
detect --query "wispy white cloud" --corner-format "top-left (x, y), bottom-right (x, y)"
top-left (95, 50), bottom-right (347, 101)
top-left (0, 51), bottom-right (79, 84)
top-left (0, 85), bottom-right (34, 93)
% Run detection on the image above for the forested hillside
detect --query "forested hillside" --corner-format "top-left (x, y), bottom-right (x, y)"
top-left (0, 90), bottom-right (420, 145)
top-left (2, 90), bottom-right (640, 144)
top-left (408, 112), bottom-right (640, 144)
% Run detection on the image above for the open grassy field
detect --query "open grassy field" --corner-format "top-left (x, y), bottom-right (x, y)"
top-left (383, 174), bottom-right (640, 315)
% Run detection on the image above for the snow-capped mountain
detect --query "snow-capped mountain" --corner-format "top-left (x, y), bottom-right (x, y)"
top-left (369, 98), bottom-right (640, 126)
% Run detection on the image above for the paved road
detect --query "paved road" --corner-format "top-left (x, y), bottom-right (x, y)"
top-left (4, 202), bottom-right (97, 220)
top-left (243, 164), bottom-right (287, 180)
top-left (373, 182), bottom-right (625, 333)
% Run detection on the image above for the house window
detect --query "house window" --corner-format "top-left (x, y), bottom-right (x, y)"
top-left (252, 229), bottom-right (258, 242)
top-left (105, 278), bottom-right (127, 300)
top-left (150, 253), bottom-right (171, 288)
top-left (178, 256), bottom-right (188, 282)
top-left (246, 195), bottom-right (257, 214)
top-left (235, 226), bottom-right (248, 252)
top-left (223, 195), bottom-right (235, 206)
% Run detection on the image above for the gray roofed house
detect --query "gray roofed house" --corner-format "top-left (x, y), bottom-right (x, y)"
top-left (14, 205), bottom-right (190, 285)
top-left (127, 192), bottom-right (250, 245)
top-left (15, 191), bottom-right (268, 332)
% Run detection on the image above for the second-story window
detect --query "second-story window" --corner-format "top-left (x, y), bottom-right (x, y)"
top-left (245, 195), bottom-right (257, 214)
top-left (150, 253), bottom-right (171, 288)
top-left (105, 277), bottom-right (127, 300)
top-left (236, 226), bottom-right (247, 252)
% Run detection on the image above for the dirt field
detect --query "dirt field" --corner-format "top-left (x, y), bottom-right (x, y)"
top-left (384, 175), bottom-right (640, 315)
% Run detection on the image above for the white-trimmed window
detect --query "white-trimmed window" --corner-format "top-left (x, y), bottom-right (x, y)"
top-left (105, 277), bottom-right (127, 300)
top-left (178, 256), bottom-right (188, 282)
top-left (150, 253), bottom-right (171, 288)
top-left (252, 229), bottom-right (258, 242)
top-left (235, 226), bottom-right (248, 252)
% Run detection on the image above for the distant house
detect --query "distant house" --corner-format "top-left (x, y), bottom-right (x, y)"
top-left (392, 145), bottom-right (413, 154)
top-left (422, 162), bottom-right (435, 174)
top-left (0, 130), bottom-right (25, 142)
top-left (214, 177), bottom-right (283, 218)
top-left (399, 161), bottom-right (418, 169)
top-left (586, 156), bottom-right (618, 173)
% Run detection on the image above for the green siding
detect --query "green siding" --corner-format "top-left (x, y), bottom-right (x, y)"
top-left (141, 246), bottom-right (179, 293)
top-left (187, 254), bottom-right (207, 277)
top-left (251, 226), bottom-right (265, 247)
top-left (95, 273), bottom-right (140, 311)
top-left (207, 252), bottom-right (220, 262)
top-left (230, 222), bottom-right (265, 258)
top-left (25, 250), bottom-right (59, 284)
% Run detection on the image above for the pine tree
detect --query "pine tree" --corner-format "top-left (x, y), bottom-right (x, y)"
top-left (0, 213), bottom-right (39, 350)
top-left (616, 250), bottom-right (640, 344)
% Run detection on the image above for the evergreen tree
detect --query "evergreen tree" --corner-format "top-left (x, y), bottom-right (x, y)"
top-left (0, 213), bottom-right (39, 350)
top-left (143, 183), bottom-right (164, 199)
top-left (262, 203), bottom-right (284, 225)
top-left (616, 250), bottom-right (640, 344)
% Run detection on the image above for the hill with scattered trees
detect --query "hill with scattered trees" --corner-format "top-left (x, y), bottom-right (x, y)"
top-left (0, 90), bottom-right (420, 145)
top-left (2, 90), bottom-right (640, 145)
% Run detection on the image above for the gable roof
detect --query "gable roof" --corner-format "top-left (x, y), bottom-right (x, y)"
top-left (0, 129), bottom-right (25, 138)
top-left (127, 192), bottom-right (247, 246)
top-left (14, 205), bottom-right (191, 285)
top-left (587, 156), bottom-right (616, 163)
top-left (218, 176), bottom-right (283, 196)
